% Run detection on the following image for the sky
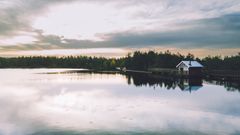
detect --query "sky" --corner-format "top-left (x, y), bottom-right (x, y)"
top-left (0, 0), bottom-right (240, 57)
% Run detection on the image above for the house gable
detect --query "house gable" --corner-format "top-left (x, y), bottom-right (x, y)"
top-left (176, 61), bottom-right (203, 68)
top-left (177, 62), bottom-right (189, 71)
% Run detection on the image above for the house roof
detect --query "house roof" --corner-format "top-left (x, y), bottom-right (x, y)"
top-left (176, 61), bottom-right (203, 68)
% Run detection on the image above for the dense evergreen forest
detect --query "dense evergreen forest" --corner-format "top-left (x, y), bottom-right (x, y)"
top-left (125, 51), bottom-right (240, 71)
top-left (0, 51), bottom-right (239, 71)
top-left (0, 56), bottom-right (120, 70)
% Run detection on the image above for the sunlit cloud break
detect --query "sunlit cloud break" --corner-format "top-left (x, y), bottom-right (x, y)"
top-left (0, 0), bottom-right (240, 57)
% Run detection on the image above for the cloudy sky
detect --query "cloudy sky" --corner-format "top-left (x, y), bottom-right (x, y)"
top-left (0, 0), bottom-right (240, 57)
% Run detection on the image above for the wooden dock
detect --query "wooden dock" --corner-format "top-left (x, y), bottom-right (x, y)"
top-left (122, 69), bottom-right (152, 74)
top-left (120, 68), bottom-right (240, 81)
top-left (121, 68), bottom-right (188, 78)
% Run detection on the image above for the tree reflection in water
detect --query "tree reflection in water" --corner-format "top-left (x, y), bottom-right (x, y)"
top-left (47, 70), bottom-right (240, 92)
top-left (205, 78), bottom-right (240, 92)
top-left (124, 72), bottom-right (240, 92)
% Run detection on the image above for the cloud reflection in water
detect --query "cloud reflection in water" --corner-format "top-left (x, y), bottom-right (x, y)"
top-left (0, 69), bottom-right (240, 135)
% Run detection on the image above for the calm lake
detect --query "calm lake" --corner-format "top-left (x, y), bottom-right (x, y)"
top-left (0, 69), bottom-right (240, 135)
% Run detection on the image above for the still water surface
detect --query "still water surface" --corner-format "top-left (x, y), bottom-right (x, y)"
top-left (0, 69), bottom-right (240, 135)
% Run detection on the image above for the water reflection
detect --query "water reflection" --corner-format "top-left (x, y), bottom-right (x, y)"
top-left (205, 78), bottom-right (240, 92)
top-left (124, 72), bottom-right (240, 92)
top-left (125, 73), bottom-right (179, 89)
top-left (0, 69), bottom-right (240, 135)
top-left (178, 78), bottom-right (202, 92)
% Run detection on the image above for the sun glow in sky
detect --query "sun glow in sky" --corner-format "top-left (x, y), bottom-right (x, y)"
top-left (0, 0), bottom-right (240, 57)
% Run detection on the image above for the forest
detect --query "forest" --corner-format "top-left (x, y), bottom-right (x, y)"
top-left (0, 51), bottom-right (239, 71)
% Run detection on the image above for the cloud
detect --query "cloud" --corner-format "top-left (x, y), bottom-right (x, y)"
top-left (3, 12), bottom-right (240, 51)
top-left (106, 13), bottom-right (240, 49)
top-left (0, 0), bottom-right (240, 56)
top-left (0, 0), bottom-right (78, 36)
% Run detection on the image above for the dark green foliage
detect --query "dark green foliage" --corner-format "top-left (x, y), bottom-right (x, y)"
top-left (125, 51), bottom-right (240, 71)
top-left (125, 51), bottom-right (185, 70)
top-left (0, 51), bottom-right (239, 71)
top-left (201, 54), bottom-right (240, 71)
top-left (0, 56), bottom-right (120, 70)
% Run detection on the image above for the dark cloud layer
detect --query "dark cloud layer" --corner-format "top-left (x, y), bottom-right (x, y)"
top-left (107, 13), bottom-right (240, 48)
top-left (2, 12), bottom-right (239, 51)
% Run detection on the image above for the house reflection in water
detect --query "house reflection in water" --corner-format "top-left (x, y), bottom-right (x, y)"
top-left (178, 78), bottom-right (203, 93)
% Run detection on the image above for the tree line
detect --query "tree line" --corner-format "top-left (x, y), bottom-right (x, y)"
top-left (0, 51), bottom-right (239, 71)
top-left (125, 51), bottom-right (240, 71)
top-left (0, 56), bottom-right (119, 70)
